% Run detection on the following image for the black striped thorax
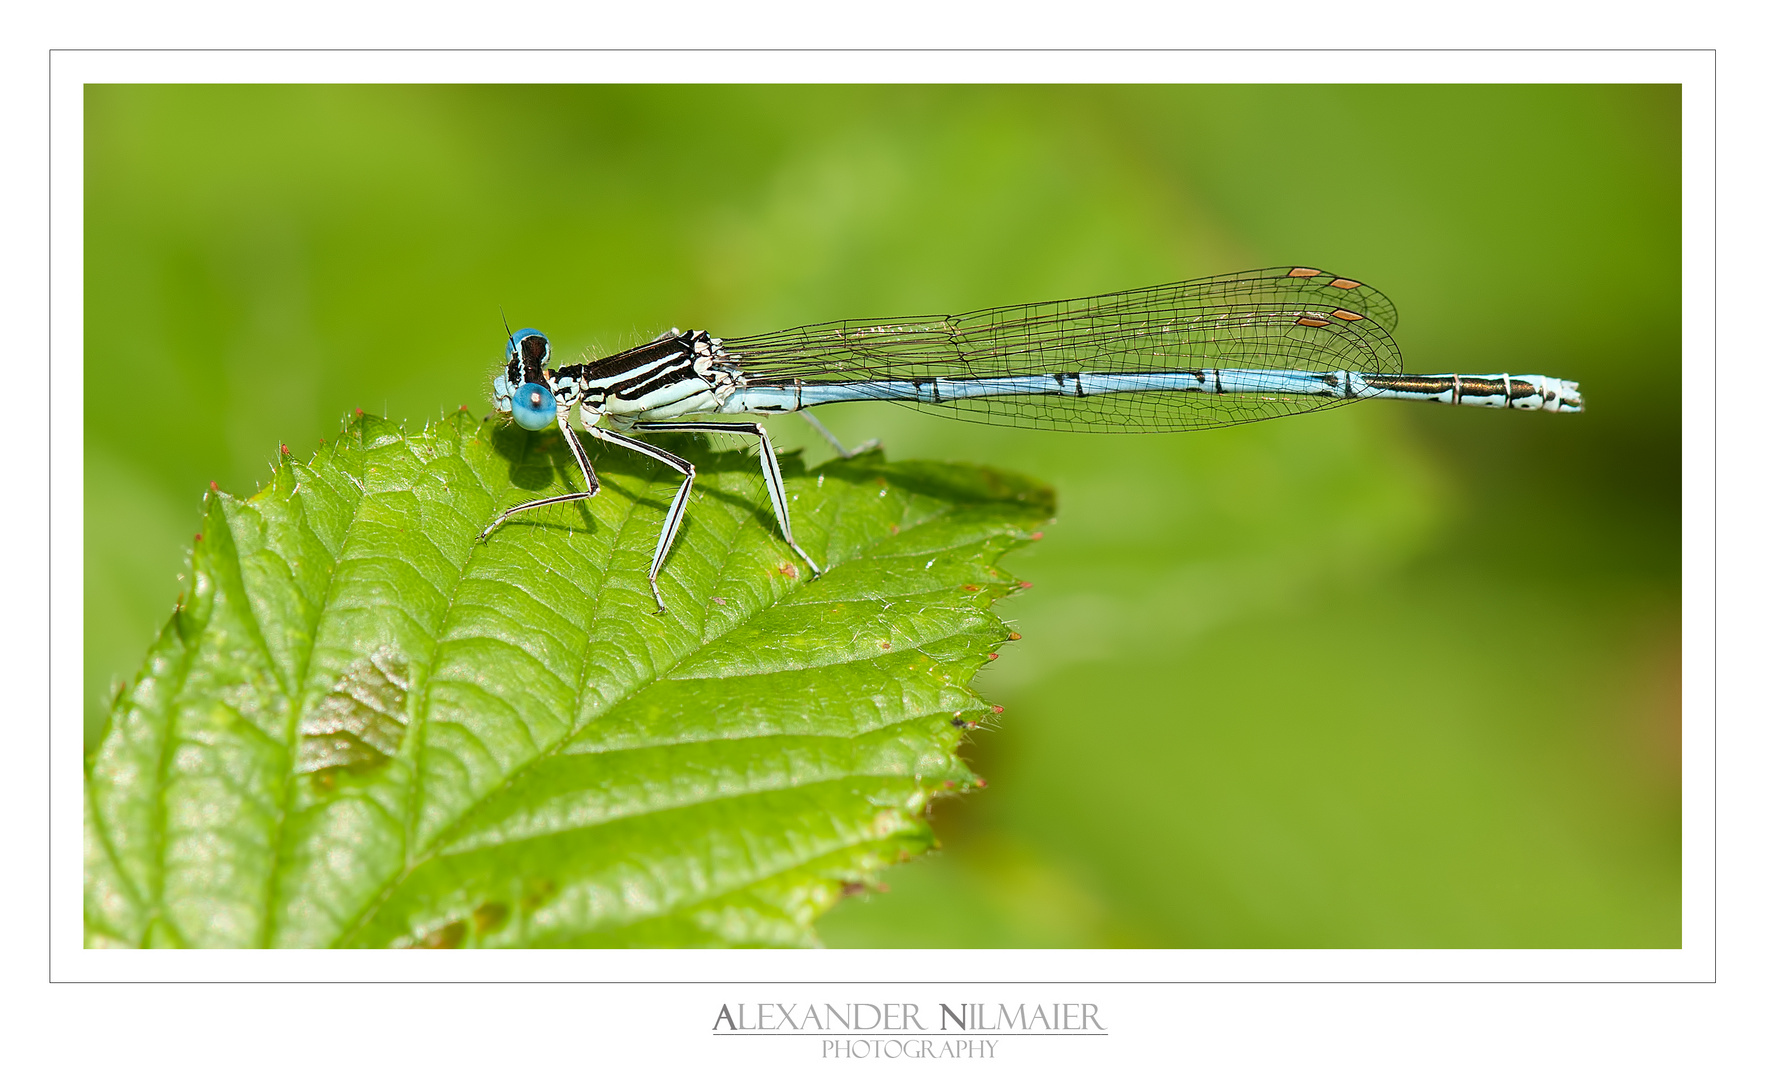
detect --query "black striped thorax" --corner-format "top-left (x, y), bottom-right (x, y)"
top-left (552, 330), bottom-right (743, 419)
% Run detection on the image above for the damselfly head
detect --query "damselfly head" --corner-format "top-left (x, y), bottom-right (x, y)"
top-left (493, 328), bottom-right (559, 430)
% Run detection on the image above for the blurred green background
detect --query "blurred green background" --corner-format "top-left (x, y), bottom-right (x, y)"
top-left (85, 84), bottom-right (1679, 948)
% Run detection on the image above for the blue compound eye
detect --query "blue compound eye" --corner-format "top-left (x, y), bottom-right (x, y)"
top-left (510, 381), bottom-right (557, 430)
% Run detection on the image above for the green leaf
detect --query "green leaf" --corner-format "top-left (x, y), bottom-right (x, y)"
top-left (84, 412), bottom-right (1053, 948)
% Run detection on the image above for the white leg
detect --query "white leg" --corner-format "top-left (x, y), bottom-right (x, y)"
top-left (584, 425), bottom-right (699, 613)
top-left (632, 420), bottom-right (824, 577)
top-left (477, 411), bottom-right (601, 541)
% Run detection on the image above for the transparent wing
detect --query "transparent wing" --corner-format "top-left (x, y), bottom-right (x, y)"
top-left (723, 266), bottom-right (1404, 433)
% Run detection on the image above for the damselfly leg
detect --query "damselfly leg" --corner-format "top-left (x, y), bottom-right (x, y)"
top-left (482, 416), bottom-right (821, 613)
top-left (630, 420), bottom-right (825, 587)
top-left (579, 425), bottom-right (702, 613)
top-left (475, 407), bottom-right (601, 541)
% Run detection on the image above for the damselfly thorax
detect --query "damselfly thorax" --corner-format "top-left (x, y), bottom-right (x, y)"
top-left (483, 266), bottom-right (1584, 613)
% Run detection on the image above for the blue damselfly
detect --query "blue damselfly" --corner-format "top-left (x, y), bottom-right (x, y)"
top-left (483, 266), bottom-right (1582, 611)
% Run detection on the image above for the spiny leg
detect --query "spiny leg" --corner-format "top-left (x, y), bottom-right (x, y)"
top-left (584, 425), bottom-right (700, 614)
top-left (477, 414), bottom-right (601, 541)
top-left (633, 420), bottom-right (825, 576)
top-left (800, 411), bottom-right (879, 459)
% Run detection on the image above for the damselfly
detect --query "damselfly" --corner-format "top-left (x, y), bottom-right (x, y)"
top-left (483, 266), bottom-right (1582, 611)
